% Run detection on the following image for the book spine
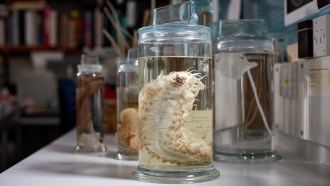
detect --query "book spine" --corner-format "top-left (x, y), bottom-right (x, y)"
top-left (25, 10), bottom-right (35, 46)
top-left (35, 11), bottom-right (44, 45)
top-left (94, 7), bottom-right (103, 48)
top-left (84, 10), bottom-right (93, 48)
top-left (75, 17), bottom-right (84, 49)
top-left (59, 15), bottom-right (69, 47)
top-left (11, 10), bottom-right (19, 46)
top-left (50, 10), bottom-right (57, 47)
top-left (68, 18), bottom-right (75, 47)
top-left (44, 4), bottom-right (51, 47)
top-left (18, 10), bottom-right (25, 45)
top-left (0, 3), bottom-right (6, 46)
top-left (0, 19), bottom-right (4, 46)
top-left (32, 11), bottom-right (37, 46)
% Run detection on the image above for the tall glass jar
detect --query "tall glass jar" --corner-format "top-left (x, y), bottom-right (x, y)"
top-left (115, 48), bottom-right (139, 160)
top-left (75, 55), bottom-right (106, 152)
top-left (214, 20), bottom-right (280, 163)
top-left (132, 2), bottom-right (219, 183)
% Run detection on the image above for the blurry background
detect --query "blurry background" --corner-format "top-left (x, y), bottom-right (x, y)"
top-left (0, 0), bottom-right (330, 172)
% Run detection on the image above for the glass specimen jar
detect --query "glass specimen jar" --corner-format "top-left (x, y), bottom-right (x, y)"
top-left (75, 55), bottom-right (106, 152)
top-left (132, 2), bottom-right (219, 183)
top-left (115, 48), bottom-right (139, 160)
top-left (214, 19), bottom-right (280, 163)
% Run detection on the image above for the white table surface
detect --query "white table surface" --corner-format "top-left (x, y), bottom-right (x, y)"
top-left (0, 129), bottom-right (330, 186)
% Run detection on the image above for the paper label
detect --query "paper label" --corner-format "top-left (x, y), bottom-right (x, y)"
top-left (185, 110), bottom-right (212, 141)
top-left (309, 69), bottom-right (329, 91)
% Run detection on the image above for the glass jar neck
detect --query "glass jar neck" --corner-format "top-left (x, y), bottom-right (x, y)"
top-left (219, 19), bottom-right (268, 38)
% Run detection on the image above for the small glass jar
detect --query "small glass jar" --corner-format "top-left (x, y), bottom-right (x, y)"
top-left (132, 2), bottom-right (219, 183)
top-left (115, 48), bottom-right (139, 160)
top-left (75, 55), bottom-right (106, 152)
top-left (214, 19), bottom-right (280, 163)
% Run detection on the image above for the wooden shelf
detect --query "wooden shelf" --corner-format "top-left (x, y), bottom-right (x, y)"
top-left (0, 45), bottom-right (80, 53)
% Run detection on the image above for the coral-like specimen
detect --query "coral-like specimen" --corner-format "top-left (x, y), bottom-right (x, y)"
top-left (139, 71), bottom-right (212, 165)
top-left (117, 108), bottom-right (140, 151)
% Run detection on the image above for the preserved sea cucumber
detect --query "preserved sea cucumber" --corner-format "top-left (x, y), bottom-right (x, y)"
top-left (139, 71), bottom-right (212, 165)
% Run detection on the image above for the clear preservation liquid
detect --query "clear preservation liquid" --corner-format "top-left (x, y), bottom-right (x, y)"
top-left (214, 52), bottom-right (275, 156)
top-left (116, 69), bottom-right (139, 158)
top-left (138, 56), bottom-right (213, 169)
top-left (76, 74), bottom-right (106, 152)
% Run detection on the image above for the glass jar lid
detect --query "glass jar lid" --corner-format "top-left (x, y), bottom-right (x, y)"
top-left (78, 55), bottom-right (103, 73)
top-left (217, 19), bottom-right (273, 53)
top-left (138, 1), bottom-right (211, 44)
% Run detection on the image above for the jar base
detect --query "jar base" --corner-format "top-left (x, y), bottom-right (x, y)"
top-left (114, 153), bottom-right (138, 161)
top-left (214, 150), bottom-right (281, 163)
top-left (132, 165), bottom-right (220, 184)
top-left (75, 145), bottom-right (107, 152)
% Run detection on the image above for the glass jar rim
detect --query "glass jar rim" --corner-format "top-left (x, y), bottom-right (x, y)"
top-left (138, 23), bottom-right (211, 43)
top-left (78, 64), bottom-right (103, 73)
top-left (218, 19), bottom-right (269, 38)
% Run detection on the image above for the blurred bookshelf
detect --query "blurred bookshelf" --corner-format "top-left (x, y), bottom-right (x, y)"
top-left (0, 0), bottom-right (201, 173)
top-left (0, 0), bottom-right (188, 173)
top-left (0, 0), bottom-right (171, 53)
top-left (0, 0), bottom-right (161, 85)
top-left (0, 0), bottom-right (101, 52)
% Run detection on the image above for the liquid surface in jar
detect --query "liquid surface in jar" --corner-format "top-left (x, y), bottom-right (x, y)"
top-left (138, 56), bottom-right (213, 167)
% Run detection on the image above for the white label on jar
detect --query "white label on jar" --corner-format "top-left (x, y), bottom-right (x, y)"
top-left (185, 110), bottom-right (212, 141)
top-left (309, 68), bottom-right (329, 91)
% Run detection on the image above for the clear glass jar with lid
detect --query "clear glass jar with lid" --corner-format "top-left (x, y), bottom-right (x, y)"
top-left (115, 48), bottom-right (139, 160)
top-left (75, 55), bottom-right (106, 152)
top-left (214, 19), bottom-right (280, 163)
top-left (132, 1), bottom-right (219, 183)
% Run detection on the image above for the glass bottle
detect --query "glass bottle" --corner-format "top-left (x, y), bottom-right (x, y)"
top-left (75, 55), bottom-right (106, 152)
top-left (132, 2), bottom-right (219, 183)
top-left (214, 19), bottom-right (280, 163)
top-left (115, 48), bottom-right (139, 160)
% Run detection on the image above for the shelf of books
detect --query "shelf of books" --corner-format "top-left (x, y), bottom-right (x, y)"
top-left (0, 0), bottom-right (106, 53)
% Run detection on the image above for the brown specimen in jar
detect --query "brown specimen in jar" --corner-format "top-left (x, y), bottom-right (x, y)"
top-left (76, 75), bottom-right (104, 133)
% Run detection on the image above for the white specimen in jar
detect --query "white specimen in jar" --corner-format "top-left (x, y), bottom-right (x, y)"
top-left (215, 53), bottom-right (272, 135)
top-left (139, 71), bottom-right (212, 165)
